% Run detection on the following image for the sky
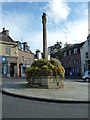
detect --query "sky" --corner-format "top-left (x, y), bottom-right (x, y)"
top-left (0, 0), bottom-right (89, 53)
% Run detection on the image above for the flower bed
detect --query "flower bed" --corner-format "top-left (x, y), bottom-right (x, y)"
top-left (25, 59), bottom-right (65, 89)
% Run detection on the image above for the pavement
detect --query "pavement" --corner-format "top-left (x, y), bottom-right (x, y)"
top-left (0, 77), bottom-right (90, 103)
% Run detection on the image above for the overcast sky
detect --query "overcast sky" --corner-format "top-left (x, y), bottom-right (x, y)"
top-left (0, 0), bottom-right (89, 53)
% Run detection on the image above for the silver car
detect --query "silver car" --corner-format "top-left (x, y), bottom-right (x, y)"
top-left (82, 71), bottom-right (90, 81)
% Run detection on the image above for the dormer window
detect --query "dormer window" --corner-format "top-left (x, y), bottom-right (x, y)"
top-left (18, 42), bottom-right (22, 49)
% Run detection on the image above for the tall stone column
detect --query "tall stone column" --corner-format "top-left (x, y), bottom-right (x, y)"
top-left (42, 13), bottom-right (47, 59)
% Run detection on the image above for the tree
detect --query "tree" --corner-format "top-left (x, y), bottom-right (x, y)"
top-left (48, 41), bottom-right (62, 61)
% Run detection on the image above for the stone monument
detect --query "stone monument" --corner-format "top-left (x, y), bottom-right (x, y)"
top-left (42, 13), bottom-right (47, 59)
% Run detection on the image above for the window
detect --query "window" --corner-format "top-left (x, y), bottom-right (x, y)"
top-left (76, 60), bottom-right (78, 64)
top-left (74, 48), bottom-right (78, 54)
top-left (6, 46), bottom-right (11, 55)
top-left (68, 59), bottom-right (71, 65)
top-left (69, 50), bottom-right (71, 55)
top-left (18, 43), bottom-right (22, 49)
top-left (22, 56), bottom-right (24, 63)
top-left (27, 58), bottom-right (31, 64)
top-left (76, 48), bottom-right (78, 53)
top-left (77, 67), bottom-right (79, 74)
top-left (86, 52), bottom-right (88, 59)
top-left (73, 59), bottom-right (78, 64)
top-left (21, 44), bottom-right (24, 50)
top-left (88, 39), bottom-right (90, 45)
top-left (73, 59), bottom-right (76, 64)
top-left (64, 52), bottom-right (67, 57)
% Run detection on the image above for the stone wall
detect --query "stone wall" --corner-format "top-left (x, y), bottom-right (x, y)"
top-left (27, 76), bottom-right (64, 89)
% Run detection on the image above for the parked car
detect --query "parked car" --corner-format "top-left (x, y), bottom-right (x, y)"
top-left (82, 71), bottom-right (90, 81)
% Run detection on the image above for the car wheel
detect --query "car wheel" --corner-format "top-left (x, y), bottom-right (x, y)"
top-left (85, 78), bottom-right (89, 82)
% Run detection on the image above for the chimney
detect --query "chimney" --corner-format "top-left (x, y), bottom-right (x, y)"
top-left (2, 28), bottom-right (9, 36)
top-left (3, 28), bottom-right (5, 31)
top-left (36, 49), bottom-right (42, 59)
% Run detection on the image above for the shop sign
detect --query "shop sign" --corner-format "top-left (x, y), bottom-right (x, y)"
top-left (0, 56), bottom-right (7, 62)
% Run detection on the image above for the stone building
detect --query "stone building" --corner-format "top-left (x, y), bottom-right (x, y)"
top-left (0, 28), bottom-right (18, 77)
top-left (0, 28), bottom-right (34, 77)
top-left (61, 42), bottom-right (85, 77)
top-left (17, 41), bottom-right (34, 77)
top-left (80, 34), bottom-right (90, 73)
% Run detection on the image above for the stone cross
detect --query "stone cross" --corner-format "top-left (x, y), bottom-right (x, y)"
top-left (42, 13), bottom-right (47, 59)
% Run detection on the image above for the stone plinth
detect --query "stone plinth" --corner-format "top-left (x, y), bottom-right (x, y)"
top-left (27, 76), bottom-right (64, 89)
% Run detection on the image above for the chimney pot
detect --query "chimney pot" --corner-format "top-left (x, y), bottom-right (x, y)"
top-left (3, 28), bottom-right (5, 31)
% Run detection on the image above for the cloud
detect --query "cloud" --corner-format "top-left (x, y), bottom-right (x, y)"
top-left (1, 10), bottom-right (43, 53)
top-left (0, 0), bottom-right (53, 1)
top-left (45, 0), bottom-right (71, 23)
top-left (1, 11), bottom-right (35, 41)
top-left (46, 18), bottom-right (88, 47)
top-left (0, 2), bottom-right (88, 54)
top-left (26, 18), bottom-right (88, 53)
top-left (0, 3), bottom-right (2, 27)
top-left (25, 31), bottom-right (43, 53)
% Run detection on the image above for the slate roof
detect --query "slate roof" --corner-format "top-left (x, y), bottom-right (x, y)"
top-left (61, 41), bottom-right (86, 52)
top-left (0, 33), bottom-right (15, 43)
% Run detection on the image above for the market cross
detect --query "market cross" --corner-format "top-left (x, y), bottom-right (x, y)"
top-left (42, 13), bottom-right (47, 60)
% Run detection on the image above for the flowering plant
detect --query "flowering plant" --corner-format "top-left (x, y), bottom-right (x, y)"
top-left (25, 59), bottom-right (65, 80)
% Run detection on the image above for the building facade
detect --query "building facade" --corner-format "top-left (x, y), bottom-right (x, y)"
top-left (0, 28), bottom-right (34, 77)
top-left (61, 42), bottom-right (85, 77)
top-left (17, 41), bottom-right (34, 77)
top-left (80, 38), bottom-right (89, 74)
top-left (0, 28), bottom-right (18, 77)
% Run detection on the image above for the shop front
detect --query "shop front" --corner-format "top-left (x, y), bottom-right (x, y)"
top-left (19, 64), bottom-right (31, 77)
top-left (8, 56), bottom-right (17, 77)
top-left (0, 56), bottom-right (7, 76)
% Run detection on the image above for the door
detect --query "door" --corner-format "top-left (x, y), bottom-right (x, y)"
top-left (10, 63), bottom-right (14, 76)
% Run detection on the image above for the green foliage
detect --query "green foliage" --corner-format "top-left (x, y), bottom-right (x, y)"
top-left (49, 59), bottom-right (57, 66)
top-left (25, 59), bottom-right (65, 80)
top-left (48, 41), bottom-right (62, 60)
